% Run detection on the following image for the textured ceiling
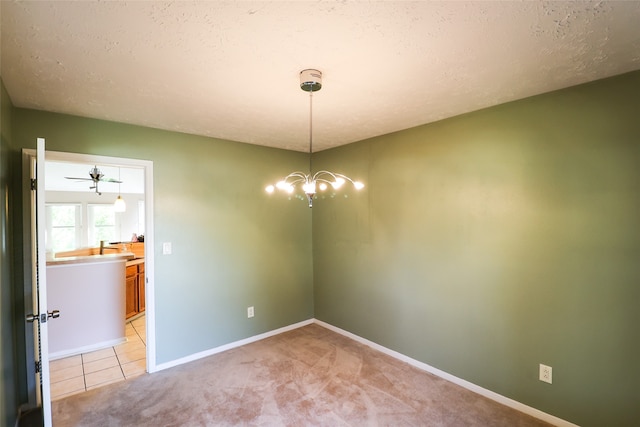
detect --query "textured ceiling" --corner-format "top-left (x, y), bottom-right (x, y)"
top-left (2, 1), bottom-right (639, 152)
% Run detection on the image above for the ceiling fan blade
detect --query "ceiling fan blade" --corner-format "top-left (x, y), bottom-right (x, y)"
top-left (65, 176), bottom-right (94, 181)
top-left (102, 178), bottom-right (123, 183)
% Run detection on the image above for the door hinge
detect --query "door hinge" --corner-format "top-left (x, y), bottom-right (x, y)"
top-left (35, 360), bottom-right (41, 373)
top-left (31, 178), bottom-right (37, 190)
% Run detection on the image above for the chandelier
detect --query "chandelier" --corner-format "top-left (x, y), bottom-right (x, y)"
top-left (265, 69), bottom-right (364, 208)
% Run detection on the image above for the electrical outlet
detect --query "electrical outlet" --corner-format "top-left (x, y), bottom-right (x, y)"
top-left (247, 306), bottom-right (254, 318)
top-left (539, 364), bottom-right (552, 384)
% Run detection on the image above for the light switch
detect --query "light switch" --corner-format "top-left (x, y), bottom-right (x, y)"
top-left (162, 242), bottom-right (172, 255)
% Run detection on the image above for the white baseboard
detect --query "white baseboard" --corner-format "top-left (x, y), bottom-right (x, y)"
top-left (49, 336), bottom-right (127, 361)
top-left (314, 319), bottom-right (579, 427)
top-left (153, 319), bottom-right (314, 372)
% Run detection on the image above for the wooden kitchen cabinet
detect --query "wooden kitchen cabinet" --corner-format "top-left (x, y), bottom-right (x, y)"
top-left (125, 271), bottom-right (138, 319)
top-left (138, 262), bottom-right (145, 312)
top-left (125, 261), bottom-right (145, 319)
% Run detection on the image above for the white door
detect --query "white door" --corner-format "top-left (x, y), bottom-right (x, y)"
top-left (26, 138), bottom-right (55, 426)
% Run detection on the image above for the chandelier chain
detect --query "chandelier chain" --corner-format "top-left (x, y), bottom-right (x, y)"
top-left (309, 90), bottom-right (313, 173)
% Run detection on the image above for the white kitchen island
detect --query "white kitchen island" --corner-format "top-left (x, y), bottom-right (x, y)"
top-left (46, 253), bottom-right (133, 360)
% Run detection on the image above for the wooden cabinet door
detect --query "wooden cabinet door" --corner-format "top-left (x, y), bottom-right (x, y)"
top-left (125, 275), bottom-right (138, 319)
top-left (137, 269), bottom-right (145, 312)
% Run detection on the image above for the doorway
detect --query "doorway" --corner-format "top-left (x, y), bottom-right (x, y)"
top-left (23, 148), bottom-right (156, 411)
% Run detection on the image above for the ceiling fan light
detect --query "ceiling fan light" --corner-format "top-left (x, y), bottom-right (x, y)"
top-left (114, 195), bottom-right (126, 212)
top-left (354, 181), bottom-right (365, 190)
top-left (318, 182), bottom-right (327, 191)
top-left (265, 185), bottom-right (275, 193)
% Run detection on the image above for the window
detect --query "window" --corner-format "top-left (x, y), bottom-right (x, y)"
top-left (137, 200), bottom-right (145, 235)
top-left (45, 204), bottom-right (82, 253)
top-left (45, 203), bottom-right (124, 252)
top-left (88, 204), bottom-right (117, 246)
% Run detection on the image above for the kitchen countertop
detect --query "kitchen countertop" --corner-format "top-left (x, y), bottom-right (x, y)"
top-left (47, 252), bottom-right (136, 266)
top-left (126, 257), bottom-right (145, 266)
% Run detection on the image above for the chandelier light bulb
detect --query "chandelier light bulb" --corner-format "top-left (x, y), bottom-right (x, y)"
top-left (331, 177), bottom-right (345, 189)
top-left (303, 181), bottom-right (316, 194)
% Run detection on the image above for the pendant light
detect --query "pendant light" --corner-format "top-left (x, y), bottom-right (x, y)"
top-left (114, 167), bottom-right (126, 212)
top-left (265, 69), bottom-right (364, 207)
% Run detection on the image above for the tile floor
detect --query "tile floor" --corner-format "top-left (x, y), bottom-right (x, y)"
top-left (50, 314), bottom-right (146, 401)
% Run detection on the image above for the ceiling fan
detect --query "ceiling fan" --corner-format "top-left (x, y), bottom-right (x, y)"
top-left (64, 166), bottom-right (122, 195)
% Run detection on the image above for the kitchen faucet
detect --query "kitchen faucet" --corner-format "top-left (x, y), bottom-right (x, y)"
top-left (99, 240), bottom-right (119, 255)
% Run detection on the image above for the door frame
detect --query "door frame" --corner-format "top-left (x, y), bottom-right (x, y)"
top-left (22, 149), bottom-right (157, 406)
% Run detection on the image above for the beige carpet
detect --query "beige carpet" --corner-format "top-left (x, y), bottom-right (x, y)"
top-left (52, 324), bottom-right (553, 426)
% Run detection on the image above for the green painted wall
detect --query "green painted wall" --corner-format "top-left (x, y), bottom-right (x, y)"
top-left (10, 110), bottom-right (314, 365)
top-left (313, 71), bottom-right (640, 427)
top-left (1, 76), bottom-right (18, 427)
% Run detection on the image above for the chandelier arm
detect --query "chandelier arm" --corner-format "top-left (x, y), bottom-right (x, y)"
top-left (331, 173), bottom-right (358, 185)
top-left (282, 172), bottom-right (308, 181)
top-left (274, 172), bottom-right (308, 191)
top-left (283, 178), bottom-right (306, 185)
top-left (312, 170), bottom-right (357, 184)
top-left (311, 170), bottom-right (337, 180)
